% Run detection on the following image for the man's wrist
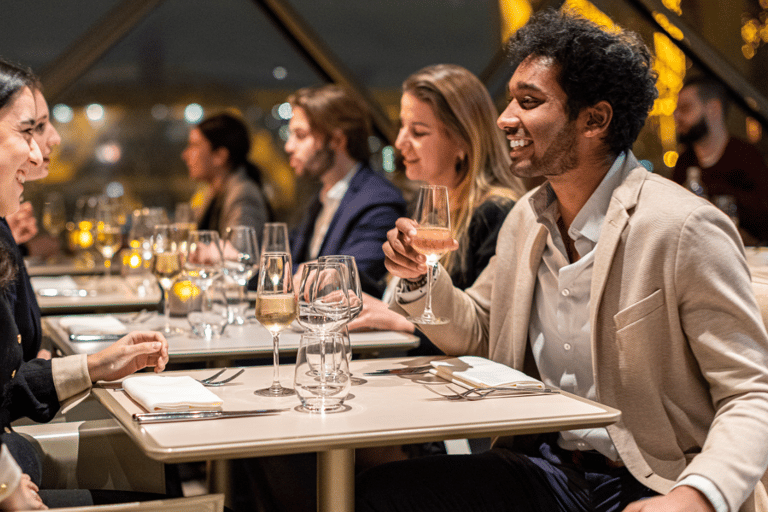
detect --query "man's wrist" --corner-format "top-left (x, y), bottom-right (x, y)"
top-left (401, 273), bottom-right (428, 292)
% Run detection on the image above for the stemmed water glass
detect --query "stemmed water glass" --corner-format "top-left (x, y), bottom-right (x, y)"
top-left (151, 224), bottom-right (185, 335)
top-left (261, 222), bottom-right (290, 254)
top-left (223, 226), bottom-right (259, 324)
top-left (318, 255), bottom-right (366, 385)
top-left (297, 261), bottom-right (350, 335)
top-left (407, 185), bottom-right (454, 325)
top-left (254, 252), bottom-right (298, 397)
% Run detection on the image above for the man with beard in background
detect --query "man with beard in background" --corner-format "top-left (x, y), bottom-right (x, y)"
top-left (284, 84), bottom-right (405, 296)
top-left (672, 75), bottom-right (768, 244)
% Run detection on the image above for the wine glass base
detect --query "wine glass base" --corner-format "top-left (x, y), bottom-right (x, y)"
top-left (350, 376), bottom-right (367, 385)
top-left (406, 315), bottom-right (450, 325)
top-left (157, 325), bottom-right (187, 336)
top-left (254, 386), bottom-right (295, 397)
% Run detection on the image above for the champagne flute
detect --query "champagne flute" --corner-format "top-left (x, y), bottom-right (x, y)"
top-left (318, 255), bottom-right (366, 385)
top-left (42, 192), bottom-right (66, 238)
top-left (261, 222), bottom-right (290, 254)
top-left (407, 185), bottom-right (453, 325)
top-left (254, 252), bottom-right (298, 397)
top-left (94, 201), bottom-right (123, 279)
top-left (223, 226), bottom-right (259, 324)
top-left (152, 224), bottom-right (185, 335)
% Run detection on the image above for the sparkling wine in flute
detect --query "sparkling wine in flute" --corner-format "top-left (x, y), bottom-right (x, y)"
top-left (152, 252), bottom-right (182, 289)
top-left (255, 293), bottom-right (297, 333)
top-left (411, 226), bottom-right (453, 263)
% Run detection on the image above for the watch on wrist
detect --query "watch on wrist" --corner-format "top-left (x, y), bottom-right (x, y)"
top-left (400, 273), bottom-right (429, 292)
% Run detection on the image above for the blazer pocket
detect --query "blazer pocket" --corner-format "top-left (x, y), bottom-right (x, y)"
top-left (613, 289), bottom-right (665, 331)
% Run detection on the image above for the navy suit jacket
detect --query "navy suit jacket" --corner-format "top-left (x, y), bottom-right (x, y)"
top-left (290, 165), bottom-right (405, 296)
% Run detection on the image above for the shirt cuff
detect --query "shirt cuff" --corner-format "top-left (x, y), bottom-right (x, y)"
top-left (673, 475), bottom-right (728, 512)
top-left (396, 269), bottom-right (438, 305)
top-left (51, 354), bottom-right (92, 403)
top-left (0, 445), bottom-right (22, 503)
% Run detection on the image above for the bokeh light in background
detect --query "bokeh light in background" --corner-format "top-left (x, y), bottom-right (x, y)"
top-left (184, 103), bottom-right (204, 124)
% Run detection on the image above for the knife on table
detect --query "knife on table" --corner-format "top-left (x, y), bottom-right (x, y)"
top-left (133, 409), bottom-right (289, 423)
top-left (70, 333), bottom-right (125, 342)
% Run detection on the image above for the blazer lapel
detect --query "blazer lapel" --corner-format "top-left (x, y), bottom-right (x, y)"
top-left (506, 223), bottom-right (548, 368)
top-left (589, 164), bottom-right (648, 359)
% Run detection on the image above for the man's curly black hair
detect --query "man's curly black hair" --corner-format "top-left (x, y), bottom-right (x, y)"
top-left (507, 9), bottom-right (658, 156)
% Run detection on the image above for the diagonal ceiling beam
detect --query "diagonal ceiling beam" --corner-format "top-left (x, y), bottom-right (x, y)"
top-left (251, 0), bottom-right (396, 144)
top-left (40, 0), bottom-right (167, 101)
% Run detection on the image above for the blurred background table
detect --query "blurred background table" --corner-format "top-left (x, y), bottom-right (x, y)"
top-left (43, 313), bottom-right (419, 364)
top-left (32, 274), bottom-right (161, 315)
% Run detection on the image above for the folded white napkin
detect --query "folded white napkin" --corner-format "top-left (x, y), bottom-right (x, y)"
top-left (431, 356), bottom-right (544, 389)
top-left (59, 315), bottom-right (127, 335)
top-left (32, 275), bottom-right (78, 290)
top-left (122, 375), bottom-right (223, 412)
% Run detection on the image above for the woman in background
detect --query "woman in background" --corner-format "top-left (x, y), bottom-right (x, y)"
top-left (182, 112), bottom-right (271, 239)
top-left (350, 64), bottom-right (526, 343)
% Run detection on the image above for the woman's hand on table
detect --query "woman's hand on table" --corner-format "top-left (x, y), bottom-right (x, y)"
top-left (348, 293), bottom-right (415, 333)
top-left (87, 331), bottom-right (169, 383)
top-left (0, 473), bottom-right (47, 510)
top-left (383, 218), bottom-right (458, 280)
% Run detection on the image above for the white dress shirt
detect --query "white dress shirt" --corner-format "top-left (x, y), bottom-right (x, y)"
top-left (528, 152), bottom-right (726, 512)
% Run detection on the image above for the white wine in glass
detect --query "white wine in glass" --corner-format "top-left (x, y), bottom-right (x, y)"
top-left (406, 185), bottom-right (453, 325)
top-left (152, 224), bottom-right (186, 335)
top-left (254, 252), bottom-right (297, 397)
top-left (42, 192), bottom-right (66, 238)
top-left (254, 293), bottom-right (297, 333)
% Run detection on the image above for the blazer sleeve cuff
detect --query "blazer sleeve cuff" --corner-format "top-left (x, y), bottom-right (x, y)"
top-left (51, 354), bottom-right (92, 404)
top-left (0, 445), bottom-right (23, 503)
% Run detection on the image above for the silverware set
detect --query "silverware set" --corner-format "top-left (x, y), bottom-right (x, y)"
top-left (429, 385), bottom-right (558, 400)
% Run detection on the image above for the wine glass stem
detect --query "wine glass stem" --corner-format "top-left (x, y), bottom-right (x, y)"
top-left (269, 332), bottom-right (282, 391)
top-left (105, 258), bottom-right (111, 278)
top-left (162, 287), bottom-right (171, 331)
top-left (422, 262), bottom-right (437, 320)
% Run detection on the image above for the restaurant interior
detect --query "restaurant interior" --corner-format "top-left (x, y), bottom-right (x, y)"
top-left (3, 0), bottom-right (768, 511)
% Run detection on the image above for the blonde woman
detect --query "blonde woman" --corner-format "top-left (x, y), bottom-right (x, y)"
top-left (349, 64), bottom-right (525, 335)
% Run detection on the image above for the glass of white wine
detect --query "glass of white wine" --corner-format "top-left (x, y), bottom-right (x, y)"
top-left (407, 185), bottom-right (454, 325)
top-left (254, 252), bottom-right (297, 397)
top-left (42, 192), bottom-right (66, 239)
top-left (152, 224), bottom-right (185, 335)
top-left (94, 201), bottom-right (124, 280)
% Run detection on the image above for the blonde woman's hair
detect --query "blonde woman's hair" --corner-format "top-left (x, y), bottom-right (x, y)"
top-left (402, 64), bottom-right (525, 275)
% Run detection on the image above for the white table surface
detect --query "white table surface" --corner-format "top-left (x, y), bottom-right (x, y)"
top-left (92, 359), bottom-right (620, 511)
top-left (32, 274), bottom-right (162, 315)
top-left (43, 313), bottom-right (419, 363)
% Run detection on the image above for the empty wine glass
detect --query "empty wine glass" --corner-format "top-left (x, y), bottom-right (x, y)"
top-left (318, 255), bottom-right (366, 385)
top-left (151, 224), bottom-right (185, 335)
top-left (261, 222), bottom-right (290, 254)
top-left (297, 261), bottom-right (350, 335)
top-left (186, 230), bottom-right (224, 290)
top-left (223, 226), bottom-right (259, 324)
top-left (254, 252), bottom-right (298, 397)
top-left (407, 185), bottom-right (454, 325)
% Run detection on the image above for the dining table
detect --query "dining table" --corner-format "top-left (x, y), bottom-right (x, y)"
top-left (92, 358), bottom-right (621, 512)
top-left (42, 313), bottom-right (420, 364)
top-left (31, 273), bottom-right (162, 315)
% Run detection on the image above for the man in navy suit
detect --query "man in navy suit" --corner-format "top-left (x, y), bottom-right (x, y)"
top-left (285, 84), bottom-right (406, 296)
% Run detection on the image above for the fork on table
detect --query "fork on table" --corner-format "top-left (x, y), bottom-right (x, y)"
top-left (430, 385), bottom-right (558, 400)
top-left (196, 368), bottom-right (245, 386)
